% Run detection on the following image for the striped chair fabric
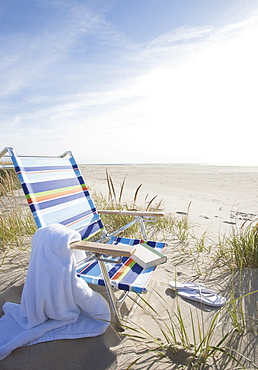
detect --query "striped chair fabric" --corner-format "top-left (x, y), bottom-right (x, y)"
top-left (7, 147), bottom-right (166, 294)
top-left (78, 236), bottom-right (165, 293)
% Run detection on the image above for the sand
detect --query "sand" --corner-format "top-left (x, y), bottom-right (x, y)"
top-left (0, 164), bottom-right (258, 369)
top-left (82, 164), bottom-right (258, 235)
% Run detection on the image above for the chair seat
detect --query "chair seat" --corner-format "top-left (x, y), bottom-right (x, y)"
top-left (77, 236), bottom-right (166, 294)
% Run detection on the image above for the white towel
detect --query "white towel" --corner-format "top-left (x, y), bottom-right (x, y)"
top-left (0, 224), bottom-right (111, 360)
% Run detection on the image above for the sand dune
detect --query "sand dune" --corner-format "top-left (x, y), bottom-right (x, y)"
top-left (0, 164), bottom-right (257, 369)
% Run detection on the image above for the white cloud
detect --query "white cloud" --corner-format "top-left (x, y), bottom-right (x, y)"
top-left (1, 6), bottom-right (258, 165)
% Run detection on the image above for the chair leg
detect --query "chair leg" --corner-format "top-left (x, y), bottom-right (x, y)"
top-left (128, 293), bottom-right (143, 319)
top-left (137, 216), bottom-right (148, 240)
top-left (98, 259), bottom-right (124, 331)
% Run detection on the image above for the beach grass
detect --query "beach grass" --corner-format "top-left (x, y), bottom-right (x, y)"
top-left (120, 289), bottom-right (258, 369)
top-left (0, 168), bottom-right (20, 197)
top-left (0, 169), bottom-right (37, 251)
top-left (215, 221), bottom-right (258, 269)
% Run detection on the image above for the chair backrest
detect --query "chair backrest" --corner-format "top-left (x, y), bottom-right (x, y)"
top-left (5, 147), bottom-right (104, 240)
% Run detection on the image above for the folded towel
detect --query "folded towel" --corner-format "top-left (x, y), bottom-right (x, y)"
top-left (0, 224), bottom-right (111, 360)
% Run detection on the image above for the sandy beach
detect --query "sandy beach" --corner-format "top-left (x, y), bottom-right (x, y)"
top-left (0, 164), bottom-right (258, 369)
top-left (81, 164), bottom-right (258, 235)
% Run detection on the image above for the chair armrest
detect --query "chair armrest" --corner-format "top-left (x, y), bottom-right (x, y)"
top-left (70, 240), bottom-right (136, 257)
top-left (98, 210), bottom-right (165, 217)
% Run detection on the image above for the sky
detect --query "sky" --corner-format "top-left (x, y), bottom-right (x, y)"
top-left (1, 0), bottom-right (258, 165)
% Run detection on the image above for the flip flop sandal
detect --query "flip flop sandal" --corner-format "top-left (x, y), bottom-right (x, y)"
top-left (178, 288), bottom-right (226, 307)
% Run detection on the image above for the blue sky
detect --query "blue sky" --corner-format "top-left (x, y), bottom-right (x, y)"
top-left (1, 0), bottom-right (258, 165)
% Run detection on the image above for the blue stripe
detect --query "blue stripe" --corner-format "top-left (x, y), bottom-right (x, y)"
top-left (21, 183), bottom-right (29, 196)
top-left (108, 236), bottom-right (141, 246)
top-left (22, 165), bottom-right (72, 172)
top-left (117, 283), bottom-right (131, 292)
top-left (33, 215), bottom-right (44, 228)
top-left (15, 165), bottom-right (22, 174)
top-left (77, 175), bottom-right (86, 186)
top-left (79, 261), bottom-right (99, 276)
top-left (109, 236), bottom-right (164, 252)
top-left (26, 177), bottom-right (80, 193)
top-left (80, 219), bottom-right (104, 240)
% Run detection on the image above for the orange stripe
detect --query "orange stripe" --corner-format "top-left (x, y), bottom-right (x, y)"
top-left (28, 187), bottom-right (82, 204)
top-left (112, 258), bottom-right (134, 280)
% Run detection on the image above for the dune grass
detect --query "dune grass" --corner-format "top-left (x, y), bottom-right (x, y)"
top-left (0, 169), bottom-right (37, 250)
top-left (0, 168), bottom-right (20, 196)
top-left (120, 289), bottom-right (258, 369)
top-left (216, 220), bottom-right (258, 269)
top-left (0, 208), bottom-right (37, 250)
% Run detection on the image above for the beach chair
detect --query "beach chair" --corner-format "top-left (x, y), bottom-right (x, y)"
top-left (0, 147), bottom-right (166, 328)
